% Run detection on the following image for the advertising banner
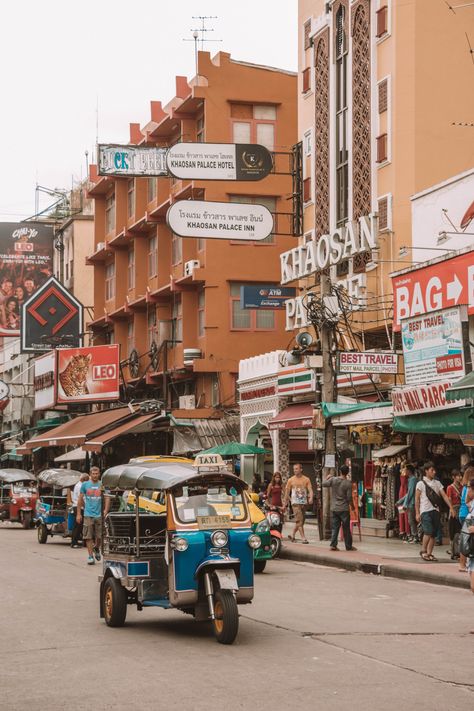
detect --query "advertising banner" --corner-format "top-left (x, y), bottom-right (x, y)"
top-left (339, 351), bottom-right (398, 375)
top-left (166, 200), bottom-right (273, 241)
top-left (241, 285), bottom-right (296, 309)
top-left (166, 143), bottom-right (273, 181)
top-left (392, 381), bottom-right (464, 416)
top-left (56, 345), bottom-right (120, 404)
top-left (98, 144), bottom-right (168, 177)
top-left (21, 277), bottom-right (83, 353)
top-left (401, 306), bottom-right (466, 385)
top-left (34, 352), bottom-right (56, 410)
top-left (0, 222), bottom-right (54, 338)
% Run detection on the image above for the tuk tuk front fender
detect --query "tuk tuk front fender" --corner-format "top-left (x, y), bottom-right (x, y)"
top-left (194, 556), bottom-right (241, 581)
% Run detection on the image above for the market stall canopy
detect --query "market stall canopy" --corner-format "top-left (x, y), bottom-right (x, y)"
top-left (268, 403), bottom-right (313, 431)
top-left (83, 413), bottom-right (159, 452)
top-left (171, 415), bottom-right (240, 454)
top-left (371, 444), bottom-right (410, 459)
top-left (0, 469), bottom-right (35, 484)
top-left (37, 468), bottom-right (81, 488)
top-left (393, 407), bottom-right (474, 435)
top-left (199, 442), bottom-right (268, 456)
top-left (321, 401), bottom-right (391, 419)
top-left (331, 403), bottom-right (393, 427)
top-left (445, 372), bottom-right (474, 403)
top-left (102, 461), bottom-right (241, 491)
top-left (54, 447), bottom-right (86, 463)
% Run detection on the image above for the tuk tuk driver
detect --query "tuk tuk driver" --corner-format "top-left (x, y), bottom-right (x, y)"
top-left (76, 467), bottom-right (102, 566)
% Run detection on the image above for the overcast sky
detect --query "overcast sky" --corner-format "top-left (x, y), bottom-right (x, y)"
top-left (0, 0), bottom-right (297, 221)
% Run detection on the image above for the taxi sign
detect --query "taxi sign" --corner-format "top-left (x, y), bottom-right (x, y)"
top-left (193, 453), bottom-right (224, 468)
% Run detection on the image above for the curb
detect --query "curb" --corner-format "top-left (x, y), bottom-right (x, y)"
top-left (280, 546), bottom-right (471, 590)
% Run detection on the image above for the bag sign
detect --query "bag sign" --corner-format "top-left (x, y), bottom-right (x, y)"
top-left (166, 200), bottom-right (273, 241)
top-left (98, 144), bottom-right (168, 177)
top-left (166, 143), bottom-right (273, 181)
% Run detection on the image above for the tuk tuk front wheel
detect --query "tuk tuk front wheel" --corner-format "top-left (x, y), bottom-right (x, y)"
top-left (37, 524), bottom-right (48, 544)
top-left (270, 535), bottom-right (281, 558)
top-left (103, 577), bottom-right (127, 627)
top-left (254, 559), bottom-right (267, 574)
top-left (212, 589), bottom-right (239, 645)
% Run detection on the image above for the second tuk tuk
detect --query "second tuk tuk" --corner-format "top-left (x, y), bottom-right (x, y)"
top-left (100, 453), bottom-right (261, 644)
top-left (0, 469), bottom-right (37, 528)
top-left (34, 468), bottom-right (81, 544)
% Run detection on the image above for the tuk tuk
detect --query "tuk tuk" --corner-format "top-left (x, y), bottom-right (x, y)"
top-left (0, 469), bottom-right (37, 528)
top-left (100, 453), bottom-right (261, 644)
top-left (35, 468), bottom-right (81, 544)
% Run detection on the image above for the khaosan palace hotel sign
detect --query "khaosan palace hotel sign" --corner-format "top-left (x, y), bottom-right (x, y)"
top-left (281, 214), bottom-right (378, 330)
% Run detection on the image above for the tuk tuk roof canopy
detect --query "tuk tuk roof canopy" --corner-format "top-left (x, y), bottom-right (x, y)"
top-left (102, 461), bottom-right (243, 491)
top-left (0, 469), bottom-right (35, 484)
top-left (37, 468), bottom-right (82, 488)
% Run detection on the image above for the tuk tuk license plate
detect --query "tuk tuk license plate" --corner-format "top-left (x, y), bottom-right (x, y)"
top-left (196, 515), bottom-right (231, 529)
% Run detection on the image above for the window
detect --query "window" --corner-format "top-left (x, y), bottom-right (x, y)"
top-left (378, 78), bottom-right (388, 114)
top-left (197, 238), bottom-right (205, 252)
top-left (231, 104), bottom-right (276, 152)
top-left (105, 328), bottom-right (114, 345)
top-left (303, 177), bottom-right (311, 203)
top-left (148, 309), bottom-right (157, 347)
top-left (105, 193), bottom-right (115, 234)
top-left (198, 289), bottom-right (205, 337)
top-left (211, 374), bottom-right (220, 407)
top-left (105, 262), bottom-right (115, 301)
top-left (304, 19), bottom-right (312, 50)
top-left (230, 283), bottom-right (275, 330)
top-left (302, 67), bottom-right (311, 93)
top-left (335, 6), bottom-right (348, 226)
top-left (377, 194), bottom-right (392, 232)
top-left (376, 133), bottom-right (388, 163)
top-left (172, 296), bottom-right (182, 342)
top-left (128, 249), bottom-right (135, 289)
top-left (172, 232), bottom-right (182, 265)
top-left (148, 234), bottom-right (158, 277)
top-left (127, 320), bottom-right (135, 353)
top-left (229, 195), bottom-right (276, 243)
top-left (127, 179), bottom-right (135, 218)
top-left (147, 178), bottom-right (157, 204)
top-left (376, 5), bottom-right (388, 38)
top-left (196, 114), bottom-right (205, 143)
top-left (303, 130), bottom-right (312, 156)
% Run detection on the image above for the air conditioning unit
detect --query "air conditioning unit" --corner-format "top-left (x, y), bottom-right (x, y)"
top-left (178, 395), bottom-right (196, 410)
top-left (97, 242), bottom-right (106, 252)
top-left (183, 348), bottom-right (202, 366)
top-left (184, 259), bottom-right (200, 277)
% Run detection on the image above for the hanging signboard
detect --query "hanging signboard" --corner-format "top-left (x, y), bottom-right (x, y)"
top-left (0, 380), bottom-right (9, 401)
top-left (166, 200), bottom-right (273, 241)
top-left (34, 352), bottom-right (56, 410)
top-left (0, 222), bottom-right (54, 338)
top-left (339, 351), bottom-right (398, 375)
top-left (392, 381), bottom-right (464, 416)
top-left (98, 144), bottom-right (168, 177)
top-left (241, 285), bottom-right (296, 309)
top-left (401, 306), bottom-right (466, 385)
top-left (56, 345), bottom-right (120, 404)
top-left (21, 277), bottom-right (83, 353)
top-left (166, 143), bottom-right (273, 181)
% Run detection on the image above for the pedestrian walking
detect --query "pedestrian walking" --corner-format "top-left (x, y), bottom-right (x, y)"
top-left (266, 471), bottom-right (284, 508)
top-left (284, 463), bottom-right (313, 544)
top-left (323, 465), bottom-right (357, 552)
top-left (415, 461), bottom-right (455, 562)
top-left (70, 472), bottom-right (89, 548)
top-left (401, 464), bottom-right (418, 542)
top-left (446, 469), bottom-right (463, 559)
top-left (459, 466), bottom-right (474, 572)
top-left (76, 466), bottom-right (102, 565)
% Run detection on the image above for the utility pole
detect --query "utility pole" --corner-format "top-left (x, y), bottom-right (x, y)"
top-left (320, 272), bottom-right (336, 539)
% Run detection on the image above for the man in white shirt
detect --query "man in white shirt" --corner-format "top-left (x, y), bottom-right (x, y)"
top-left (415, 461), bottom-right (455, 561)
top-left (71, 472), bottom-right (89, 548)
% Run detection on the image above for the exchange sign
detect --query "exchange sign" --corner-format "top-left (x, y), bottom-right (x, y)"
top-left (98, 144), bottom-right (168, 177)
top-left (166, 200), bottom-right (273, 241)
top-left (166, 143), bottom-right (273, 181)
top-left (240, 285), bottom-right (296, 309)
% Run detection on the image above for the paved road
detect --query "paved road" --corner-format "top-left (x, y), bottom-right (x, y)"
top-left (1, 526), bottom-right (473, 710)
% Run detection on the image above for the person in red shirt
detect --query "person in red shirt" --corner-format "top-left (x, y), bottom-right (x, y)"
top-left (446, 469), bottom-right (463, 559)
top-left (266, 472), bottom-right (284, 509)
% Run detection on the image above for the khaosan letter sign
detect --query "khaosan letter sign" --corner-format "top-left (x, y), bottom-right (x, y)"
top-left (56, 345), bottom-right (120, 404)
top-left (166, 143), bottom-right (273, 181)
top-left (98, 144), bottom-right (168, 177)
top-left (21, 277), bottom-right (83, 353)
top-left (166, 200), bottom-right (273, 241)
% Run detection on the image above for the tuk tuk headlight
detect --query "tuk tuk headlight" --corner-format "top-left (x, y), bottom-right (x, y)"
top-left (248, 534), bottom-right (261, 549)
top-left (210, 530), bottom-right (228, 548)
top-left (172, 536), bottom-right (189, 552)
top-left (269, 512), bottom-right (280, 526)
top-left (11, 499), bottom-right (17, 505)
top-left (255, 519), bottom-right (270, 534)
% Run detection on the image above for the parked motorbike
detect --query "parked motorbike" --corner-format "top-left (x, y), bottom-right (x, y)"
top-left (258, 494), bottom-right (283, 558)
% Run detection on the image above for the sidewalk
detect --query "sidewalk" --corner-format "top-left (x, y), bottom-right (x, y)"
top-left (280, 520), bottom-right (471, 590)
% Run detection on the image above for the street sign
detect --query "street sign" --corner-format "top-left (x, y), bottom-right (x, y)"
top-left (240, 285), bottom-right (296, 309)
top-left (339, 351), bottom-right (398, 375)
top-left (392, 248), bottom-right (474, 330)
top-left (98, 144), bottom-right (168, 177)
top-left (166, 143), bottom-right (273, 181)
top-left (21, 277), bottom-right (83, 353)
top-left (166, 200), bottom-right (273, 241)
top-left (392, 381), bottom-right (464, 416)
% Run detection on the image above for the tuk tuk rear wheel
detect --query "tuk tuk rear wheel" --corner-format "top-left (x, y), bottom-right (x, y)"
top-left (212, 589), bottom-right (239, 645)
top-left (103, 578), bottom-right (127, 627)
top-left (254, 559), bottom-right (267, 574)
top-left (37, 524), bottom-right (48, 544)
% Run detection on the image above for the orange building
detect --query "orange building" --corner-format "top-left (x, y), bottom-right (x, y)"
top-left (86, 51), bottom-right (297, 451)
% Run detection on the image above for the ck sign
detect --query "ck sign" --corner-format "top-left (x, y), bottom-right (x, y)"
top-left (392, 249), bottom-right (474, 331)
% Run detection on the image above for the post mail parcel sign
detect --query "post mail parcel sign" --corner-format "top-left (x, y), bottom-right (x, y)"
top-left (56, 345), bottom-right (120, 404)
top-left (392, 380), bottom-right (464, 416)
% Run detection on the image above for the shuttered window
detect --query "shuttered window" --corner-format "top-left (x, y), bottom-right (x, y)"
top-left (302, 67), bottom-right (311, 93)
top-left (376, 134), bottom-right (388, 163)
top-left (378, 79), bottom-right (388, 113)
top-left (303, 177), bottom-right (311, 203)
top-left (304, 20), bottom-right (312, 50)
top-left (376, 6), bottom-right (388, 38)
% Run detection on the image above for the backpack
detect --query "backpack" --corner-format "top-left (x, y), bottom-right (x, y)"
top-left (459, 517), bottom-right (474, 558)
top-left (423, 480), bottom-right (445, 511)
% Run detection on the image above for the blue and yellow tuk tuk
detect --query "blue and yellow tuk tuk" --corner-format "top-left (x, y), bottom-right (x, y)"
top-left (100, 453), bottom-right (260, 644)
top-left (34, 468), bottom-right (81, 544)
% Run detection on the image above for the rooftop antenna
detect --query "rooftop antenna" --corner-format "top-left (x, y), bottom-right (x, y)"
top-left (183, 15), bottom-right (222, 75)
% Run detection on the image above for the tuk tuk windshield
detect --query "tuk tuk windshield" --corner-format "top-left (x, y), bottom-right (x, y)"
top-left (12, 483), bottom-right (36, 495)
top-left (172, 481), bottom-right (247, 524)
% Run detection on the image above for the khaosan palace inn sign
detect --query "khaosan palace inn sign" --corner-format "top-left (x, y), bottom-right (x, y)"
top-left (281, 215), bottom-right (378, 330)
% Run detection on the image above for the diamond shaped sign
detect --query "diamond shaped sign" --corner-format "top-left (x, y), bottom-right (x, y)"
top-left (21, 277), bottom-right (83, 353)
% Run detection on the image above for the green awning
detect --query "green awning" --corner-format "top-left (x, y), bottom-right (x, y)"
top-left (0, 450), bottom-right (23, 461)
top-left (393, 407), bottom-right (474, 434)
top-left (322, 401), bottom-right (391, 419)
top-left (446, 372), bottom-right (474, 403)
top-left (27, 417), bottom-right (69, 432)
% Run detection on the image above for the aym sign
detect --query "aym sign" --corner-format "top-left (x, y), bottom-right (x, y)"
top-left (392, 248), bottom-right (474, 331)
top-left (392, 381), bottom-right (465, 416)
top-left (339, 351), bottom-right (398, 375)
top-left (166, 143), bottom-right (272, 181)
top-left (98, 144), bottom-right (168, 177)
top-left (166, 200), bottom-right (273, 241)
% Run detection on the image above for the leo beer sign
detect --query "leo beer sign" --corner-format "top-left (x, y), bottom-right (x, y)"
top-left (166, 143), bottom-right (273, 181)
top-left (56, 345), bottom-right (120, 404)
